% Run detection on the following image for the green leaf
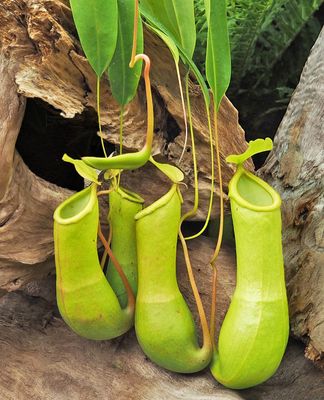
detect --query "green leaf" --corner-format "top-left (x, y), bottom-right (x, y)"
top-left (140, 7), bottom-right (210, 105)
top-left (140, 0), bottom-right (196, 58)
top-left (149, 156), bottom-right (184, 183)
top-left (205, 0), bottom-right (231, 109)
top-left (108, 0), bottom-right (144, 106)
top-left (146, 24), bottom-right (179, 63)
top-left (63, 154), bottom-right (100, 185)
top-left (70, 0), bottom-right (118, 77)
top-left (226, 138), bottom-right (273, 165)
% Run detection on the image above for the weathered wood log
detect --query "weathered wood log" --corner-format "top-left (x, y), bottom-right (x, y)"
top-left (260, 29), bottom-right (324, 368)
top-left (0, 0), bottom-right (249, 291)
top-left (0, 57), bottom-right (72, 292)
top-left (0, 240), bottom-right (323, 399)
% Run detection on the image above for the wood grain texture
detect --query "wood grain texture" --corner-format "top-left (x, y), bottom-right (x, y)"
top-left (260, 29), bottom-right (324, 368)
top-left (0, 0), bottom-right (250, 217)
top-left (0, 0), bottom-right (250, 291)
top-left (0, 239), bottom-right (323, 400)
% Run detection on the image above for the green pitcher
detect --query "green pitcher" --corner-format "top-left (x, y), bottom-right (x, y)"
top-left (210, 139), bottom-right (289, 389)
top-left (54, 183), bottom-right (134, 340)
top-left (135, 184), bottom-right (212, 373)
top-left (106, 186), bottom-right (144, 308)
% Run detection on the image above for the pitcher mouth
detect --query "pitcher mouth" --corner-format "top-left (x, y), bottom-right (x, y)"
top-left (53, 183), bottom-right (97, 225)
top-left (134, 184), bottom-right (179, 220)
top-left (229, 165), bottom-right (281, 212)
top-left (115, 186), bottom-right (144, 204)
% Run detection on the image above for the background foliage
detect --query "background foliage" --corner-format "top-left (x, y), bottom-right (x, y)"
top-left (194, 0), bottom-right (323, 161)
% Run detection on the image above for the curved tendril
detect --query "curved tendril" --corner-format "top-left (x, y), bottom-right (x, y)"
top-left (97, 188), bottom-right (114, 269)
top-left (180, 73), bottom-right (199, 224)
top-left (209, 108), bottom-right (225, 348)
top-left (176, 65), bottom-right (189, 164)
top-left (100, 226), bottom-right (112, 270)
top-left (184, 104), bottom-right (214, 240)
top-left (130, 1), bottom-right (154, 153)
top-left (84, 1), bottom-right (153, 170)
top-left (134, 53), bottom-right (154, 152)
top-left (179, 228), bottom-right (212, 352)
top-left (97, 77), bottom-right (108, 158)
top-left (98, 224), bottom-right (135, 311)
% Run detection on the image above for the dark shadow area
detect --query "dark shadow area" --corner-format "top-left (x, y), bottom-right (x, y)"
top-left (16, 99), bottom-right (114, 191)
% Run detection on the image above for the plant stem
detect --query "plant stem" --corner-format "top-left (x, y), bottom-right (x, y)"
top-left (97, 77), bottom-right (108, 158)
top-left (209, 105), bottom-right (225, 348)
top-left (98, 224), bottom-right (135, 311)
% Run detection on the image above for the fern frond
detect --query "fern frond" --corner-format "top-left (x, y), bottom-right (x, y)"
top-left (194, 0), bottom-right (323, 89)
top-left (248, 0), bottom-right (323, 87)
top-left (226, 0), bottom-right (273, 88)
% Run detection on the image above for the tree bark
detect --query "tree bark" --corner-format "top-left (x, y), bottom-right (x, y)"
top-left (0, 0), bottom-right (249, 291)
top-left (260, 28), bottom-right (324, 368)
top-left (0, 240), bottom-right (323, 399)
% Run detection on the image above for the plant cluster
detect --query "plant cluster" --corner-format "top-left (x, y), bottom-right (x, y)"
top-left (53, 0), bottom-right (289, 389)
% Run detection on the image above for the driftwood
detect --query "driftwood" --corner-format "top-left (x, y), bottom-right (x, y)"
top-left (1, 238), bottom-right (323, 400)
top-left (260, 29), bottom-right (324, 368)
top-left (0, 0), bottom-right (249, 291)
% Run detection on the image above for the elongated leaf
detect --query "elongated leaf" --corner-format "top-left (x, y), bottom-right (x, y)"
top-left (70, 0), bottom-right (118, 77)
top-left (140, 0), bottom-right (196, 58)
top-left (108, 0), bottom-right (144, 105)
top-left (141, 7), bottom-right (210, 105)
top-left (205, 0), bottom-right (231, 109)
top-left (146, 24), bottom-right (179, 63)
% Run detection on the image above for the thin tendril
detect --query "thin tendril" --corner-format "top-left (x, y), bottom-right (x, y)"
top-left (97, 77), bottom-right (108, 158)
top-left (209, 104), bottom-right (225, 348)
top-left (135, 53), bottom-right (154, 150)
top-left (210, 266), bottom-right (217, 348)
top-left (97, 189), bottom-right (114, 269)
top-left (98, 224), bottom-right (135, 310)
top-left (119, 107), bottom-right (124, 156)
top-left (184, 103), bottom-right (214, 240)
top-left (100, 226), bottom-right (112, 269)
top-left (176, 65), bottom-right (189, 164)
top-left (179, 228), bottom-right (212, 352)
top-left (130, 0), bottom-right (139, 68)
top-left (180, 73), bottom-right (199, 223)
top-left (96, 188), bottom-right (115, 197)
top-left (210, 108), bottom-right (224, 265)
top-left (117, 107), bottom-right (124, 187)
